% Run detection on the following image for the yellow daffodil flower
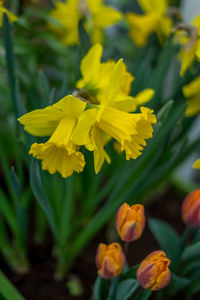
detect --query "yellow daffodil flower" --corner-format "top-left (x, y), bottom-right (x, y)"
top-left (18, 96), bottom-right (86, 178)
top-left (19, 45), bottom-right (156, 177)
top-left (126, 0), bottom-right (172, 47)
top-left (49, 0), bottom-right (122, 46)
top-left (0, 0), bottom-right (18, 27)
top-left (182, 76), bottom-right (200, 116)
top-left (177, 15), bottom-right (200, 76)
top-left (72, 60), bottom-right (156, 173)
top-left (76, 44), bottom-right (154, 110)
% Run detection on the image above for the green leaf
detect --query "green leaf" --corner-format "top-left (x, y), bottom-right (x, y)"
top-left (60, 177), bottom-right (75, 247)
top-left (2, 14), bottom-right (18, 119)
top-left (182, 241), bottom-right (200, 260)
top-left (168, 273), bottom-right (190, 296)
top-left (115, 279), bottom-right (139, 300)
top-left (185, 277), bottom-right (200, 299)
top-left (93, 276), bottom-right (107, 300)
top-left (78, 19), bottom-right (91, 55)
top-left (148, 218), bottom-right (180, 264)
top-left (121, 265), bottom-right (139, 280)
top-left (0, 188), bottom-right (17, 235)
top-left (15, 81), bottom-right (26, 117)
top-left (181, 258), bottom-right (200, 275)
top-left (157, 100), bottom-right (174, 123)
top-left (37, 70), bottom-right (50, 105)
top-left (0, 270), bottom-right (25, 300)
top-left (134, 289), bottom-right (152, 300)
top-left (30, 160), bottom-right (59, 241)
top-left (10, 167), bottom-right (27, 246)
top-left (10, 167), bottom-right (22, 199)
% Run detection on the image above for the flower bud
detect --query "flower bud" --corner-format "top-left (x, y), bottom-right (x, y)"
top-left (182, 189), bottom-right (200, 227)
top-left (95, 243), bottom-right (126, 279)
top-left (116, 203), bottom-right (145, 242)
top-left (136, 250), bottom-right (171, 291)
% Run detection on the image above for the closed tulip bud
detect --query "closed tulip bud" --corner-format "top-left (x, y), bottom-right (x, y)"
top-left (136, 250), bottom-right (171, 291)
top-left (182, 189), bottom-right (200, 227)
top-left (116, 203), bottom-right (145, 242)
top-left (95, 243), bottom-right (126, 279)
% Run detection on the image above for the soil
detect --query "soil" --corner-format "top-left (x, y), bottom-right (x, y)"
top-left (0, 187), bottom-right (196, 300)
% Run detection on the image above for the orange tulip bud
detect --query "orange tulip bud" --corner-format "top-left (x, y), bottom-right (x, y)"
top-left (95, 243), bottom-right (126, 279)
top-left (136, 250), bottom-right (171, 291)
top-left (116, 203), bottom-right (145, 242)
top-left (182, 189), bottom-right (200, 227)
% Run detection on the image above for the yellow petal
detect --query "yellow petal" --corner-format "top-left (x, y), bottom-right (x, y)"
top-left (80, 44), bottom-right (103, 86)
top-left (29, 114), bottom-right (85, 178)
top-left (48, 117), bottom-right (76, 152)
top-left (18, 106), bottom-right (64, 137)
top-left (54, 95), bottom-right (86, 117)
top-left (138, 0), bottom-right (167, 14)
top-left (97, 106), bottom-right (137, 143)
top-left (185, 97), bottom-right (200, 117)
top-left (111, 94), bottom-right (137, 113)
top-left (30, 142), bottom-right (85, 178)
top-left (126, 12), bottom-right (160, 47)
top-left (48, 0), bottom-right (79, 46)
top-left (180, 41), bottom-right (198, 76)
top-left (72, 109), bottom-right (97, 145)
top-left (91, 6), bottom-right (122, 28)
top-left (193, 159), bottom-right (200, 169)
top-left (135, 89), bottom-right (154, 105)
top-left (182, 76), bottom-right (200, 98)
top-left (18, 95), bottom-right (86, 137)
top-left (192, 14), bottom-right (200, 36)
top-left (105, 59), bottom-right (124, 104)
top-left (121, 107), bottom-right (156, 160)
top-left (0, 6), bottom-right (18, 27)
top-left (91, 127), bottom-right (111, 173)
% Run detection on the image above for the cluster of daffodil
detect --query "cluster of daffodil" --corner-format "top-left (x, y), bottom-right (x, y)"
top-left (48, 0), bottom-right (175, 46)
top-left (48, 0), bottom-right (122, 45)
top-left (18, 44), bottom-right (156, 178)
top-left (96, 202), bottom-right (171, 291)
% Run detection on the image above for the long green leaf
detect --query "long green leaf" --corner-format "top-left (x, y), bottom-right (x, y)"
top-left (182, 241), bottom-right (200, 261)
top-left (115, 279), bottom-right (139, 300)
top-left (0, 271), bottom-right (25, 300)
top-left (2, 14), bottom-right (17, 118)
top-left (30, 160), bottom-right (59, 241)
top-left (148, 218), bottom-right (180, 264)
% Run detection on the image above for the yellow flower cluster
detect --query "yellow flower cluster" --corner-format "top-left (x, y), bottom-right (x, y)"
top-left (126, 0), bottom-right (172, 47)
top-left (0, 0), bottom-right (17, 27)
top-left (48, 0), bottom-right (122, 45)
top-left (177, 15), bottom-right (200, 76)
top-left (18, 45), bottom-right (156, 178)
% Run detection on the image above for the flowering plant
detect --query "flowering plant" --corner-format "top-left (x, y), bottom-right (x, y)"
top-left (0, 0), bottom-right (200, 299)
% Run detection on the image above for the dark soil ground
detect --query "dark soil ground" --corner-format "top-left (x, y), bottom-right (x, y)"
top-left (0, 187), bottom-right (196, 299)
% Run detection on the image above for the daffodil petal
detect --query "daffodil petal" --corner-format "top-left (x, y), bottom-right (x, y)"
top-left (135, 89), bottom-right (154, 105)
top-left (72, 109), bottom-right (97, 145)
top-left (80, 44), bottom-right (103, 85)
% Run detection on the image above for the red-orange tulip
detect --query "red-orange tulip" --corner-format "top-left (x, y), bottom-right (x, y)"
top-left (95, 243), bottom-right (126, 279)
top-left (116, 203), bottom-right (145, 242)
top-left (136, 250), bottom-right (171, 291)
top-left (182, 189), bottom-right (200, 227)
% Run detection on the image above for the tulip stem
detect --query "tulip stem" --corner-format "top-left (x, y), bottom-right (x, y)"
top-left (124, 242), bottom-right (130, 257)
